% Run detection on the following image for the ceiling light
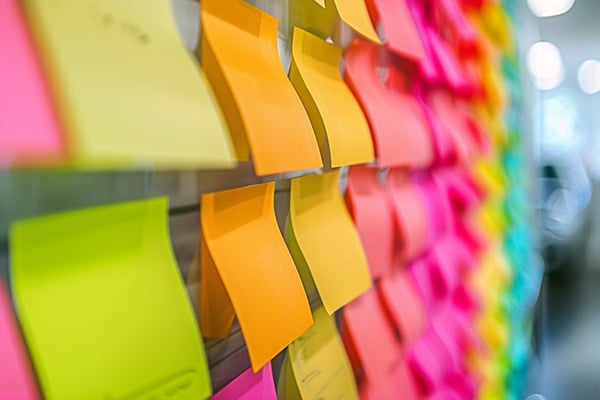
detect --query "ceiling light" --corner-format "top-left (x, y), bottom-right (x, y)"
top-left (527, 0), bottom-right (575, 17)
top-left (526, 41), bottom-right (564, 91)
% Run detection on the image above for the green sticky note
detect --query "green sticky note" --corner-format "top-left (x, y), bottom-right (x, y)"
top-left (10, 197), bottom-right (212, 400)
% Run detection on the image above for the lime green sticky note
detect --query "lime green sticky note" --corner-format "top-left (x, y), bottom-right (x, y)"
top-left (10, 197), bottom-right (212, 400)
top-left (24, 0), bottom-right (235, 169)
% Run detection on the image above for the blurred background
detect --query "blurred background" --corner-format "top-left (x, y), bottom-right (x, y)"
top-left (521, 0), bottom-right (600, 398)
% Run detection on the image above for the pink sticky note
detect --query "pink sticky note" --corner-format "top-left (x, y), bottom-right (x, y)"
top-left (346, 165), bottom-right (395, 279)
top-left (0, 282), bottom-right (40, 400)
top-left (435, 0), bottom-right (480, 57)
top-left (425, 25), bottom-right (474, 94)
top-left (344, 40), bottom-right (434, 169)
top-left (429, 91), bottom-right (482, 165)
top-left (386, 169), bottom-right (429, 263)
top-left (378, 271), bottom-right (428, 347)
top-left (341, 288), bottom-right (402, 386)
top-left (365, 0), bottom-right (426, 61)
top-left (409, 257), bottom-right (441, 310)
top-left (211, 363), bottom-right (276, 400)
top-left (407, 328), bottom-right (453, 396)
top-left (414, 174), bottom-right (451, 245)
top-left (433, 168), bottom-right (482, 214)
top-left (0, 0), bottom-right (64, 166)
top-left (406, 0), bottom-right (441, 84)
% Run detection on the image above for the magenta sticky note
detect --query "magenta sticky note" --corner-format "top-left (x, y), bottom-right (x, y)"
top-left (211, 363), bottom-right (276, 400)
top-left (407, 328), bottom-right (454, 396)
top-left (0, 282), bottom-right (40, 400)
top-left (0, 0), bottom-right (64, 166)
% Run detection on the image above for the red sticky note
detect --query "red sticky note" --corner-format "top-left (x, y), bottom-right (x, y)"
top-left (344, 40), bottom-right (434, 169)
top-left (0, 0), bottom-right (64, 166)
top-left (0, 282), bottom-right (40, 400)
top-left (345, 165), bottom-right (394, 279)
top-left (378, 271), bottom-right (428, 347)
top-left (211, 363), bottom-right (276, 400)
top-left (429, 90), bottom-right (480, 166)
top-left (365, 0), bottom-right (426, 61)
top-left (386, 169), bottom-right (429, 263)
top-left (359, 360), bottom-right (420, 400)
top-left (341, 288), bottom-right (402, 386)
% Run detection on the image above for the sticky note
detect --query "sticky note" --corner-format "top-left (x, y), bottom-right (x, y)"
top-left (200, 182), bottom-right (313, 371)
top-left (211, 363), bottom-right (276, 400)
top-left (425, 26), bottom-right (473, 94)
top-left (435, 0), bottom-right (480, 57)
top-left (407, 328), bottom-right (454, 395)
top-left (386, 169), bottom-right (429, 263)
top-left (341, 288), bottom-right (402, 385)
top-left (428, 90), bottom-right (478, 165)
top-left (345, 165), bottom-right (394, 279)
top-left (333, 0), bottom-right (380, 43)
top-left (290, 28), bottom-right (375, 168)
top-left (359, 360), bottom-right (419, 400)
top-left (344, 40), bottom-right (434, 168)
top-left (280, 306), bottom-right (359, 400)
top-left (378, 272), bottom-right (427, 347)
top-left (289, 171), bottom-right (371, 314)
top-left (0, 282), bottom-right (39, 400)
top-left (11, 197), bottom-right (212, 400)
top-left (0, 0), bottom-right (64, 166)
top-left (289, 0), bottom-right (337, 40)
top-left (200, 0), bottom-right (322, 176)
top-left (23, 0), bottom-right (234, 169)
top-left (365, 0), bottom-right (426, 60)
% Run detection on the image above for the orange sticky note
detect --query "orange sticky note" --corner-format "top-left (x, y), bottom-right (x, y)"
top-left (289, 170), bottom-right (372, 314)
top-left (345, 165), bottom-right (394, 279)
top-left (201, 0), bottom-right (323, 176)
top-left (365, 0), bottom-right (425, 60)
top-left (341, 288), bottom-right (402, 386)
top-left (344, 40), bottom-right (434, 168)
top-left (200, 182), bottom-right (313, 371)
top-left (290, 28), bottom-right (375, 168)
top-left (0, 0), bottom-right (64, 166)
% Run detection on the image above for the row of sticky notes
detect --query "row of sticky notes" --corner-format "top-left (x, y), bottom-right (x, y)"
top-left (2, 0), bottom-right (487, 175)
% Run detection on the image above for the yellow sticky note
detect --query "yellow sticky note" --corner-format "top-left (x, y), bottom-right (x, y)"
top-left (24, 0), bottom-right (234, 169)
top-left (289, 0), bottom-right (337, 40)
top-left (200, 182), bottom-right (313, 371)
top-left (201, 0), bottom-right (323, 176)
top-left (289, 171), bottom-right (371, 314)
top-left (333, 0), bottom-right (380, 43)
top-left (289, 306), bottom-right (359, 399)
top-left (290, 28), bottom-right (375, 168)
